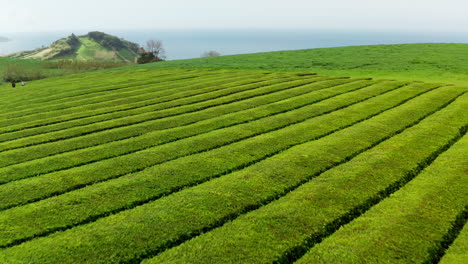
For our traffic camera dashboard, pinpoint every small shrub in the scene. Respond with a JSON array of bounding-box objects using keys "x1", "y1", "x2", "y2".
[
  {"x1": 137, "y1": 52, "x2": 164, "y2": 64},
  {"x1": 201, "y1": 51, "x2": 221, "y2": 57}
]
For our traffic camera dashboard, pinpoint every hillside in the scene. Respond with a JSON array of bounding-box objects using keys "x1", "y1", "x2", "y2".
[
  {"x1": 0, "y1": 67, "x2": 466, "y2": 263},
  {"x1": 7, "y1": 31, "x2": 140, "y2": 62},
  {"x1": 124, "y1": 43, "x2": 468, "y2": 85},
  {"x1": 0, "y1": 36, "x2": 9, "y2": 42}
]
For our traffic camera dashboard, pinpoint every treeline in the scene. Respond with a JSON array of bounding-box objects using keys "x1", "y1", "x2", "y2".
[
  {"x1": 88, "y1": 31, "x2": 140, "y2": 53},
  {"x1": 44, "y1": 59, "x2": 131, "y2": 71}
]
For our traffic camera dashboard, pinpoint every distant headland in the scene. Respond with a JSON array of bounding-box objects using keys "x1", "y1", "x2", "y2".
[{"x1": 6, "y1": 31, "x2": 140, "y2": 62}]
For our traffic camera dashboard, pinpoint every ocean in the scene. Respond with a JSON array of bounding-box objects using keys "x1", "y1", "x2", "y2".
[{"x1": 1, "y1": 29, "x2": 467, "y2": 60}]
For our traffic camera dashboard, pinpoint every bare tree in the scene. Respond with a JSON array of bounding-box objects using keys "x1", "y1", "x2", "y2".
[
  {"x1": 145, "y1": 40, "x2": 166, "y2": 60},
  {"x1": 201, "y1": 50, "x2": 221, "y2": 57}
]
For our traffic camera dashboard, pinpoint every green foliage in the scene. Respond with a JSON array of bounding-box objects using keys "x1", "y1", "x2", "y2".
[
  {"x1": 137, "y1": 52, "x2": 164, "y2": 64},
  {"x1": 2, "y1": 63, "x2": 48, "y2": 82},
  {"x1": 0, "y1": 66, "x2": 466, "y2": 263},
  {"x1": 43, "y1": 59, "x2": 131, "y2": 72},
  {"x1": 0, "y1": 57, "x2": 61, "y2": 84}
]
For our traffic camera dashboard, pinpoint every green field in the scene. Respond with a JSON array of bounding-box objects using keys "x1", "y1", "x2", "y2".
[
  {"x1": 0, "y1": 44, "x2": 467, "y2": 263},
  {"x1": 122, "y1": 43, "x2": 468, "y2": 85}
]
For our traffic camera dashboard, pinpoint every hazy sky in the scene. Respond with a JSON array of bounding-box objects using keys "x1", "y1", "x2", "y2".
[{"x1": 1, "y1": 0, "x2": 467, "y2": 33}]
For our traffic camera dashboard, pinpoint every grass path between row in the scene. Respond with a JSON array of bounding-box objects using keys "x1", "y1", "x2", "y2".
[{"x1": 439, "y1": 218, "x2": 468, "y2": 264}]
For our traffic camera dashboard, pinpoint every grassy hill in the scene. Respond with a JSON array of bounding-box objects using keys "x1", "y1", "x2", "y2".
[
  {"x1": 0, "y1": 63, "x2": 466, "y2": 263},
  {"x1": 7, "y1": 31, "x2": 140, "y2": 62},
  {"x1": 125, "y1": 43, "x2": 468, "y2": 85}
]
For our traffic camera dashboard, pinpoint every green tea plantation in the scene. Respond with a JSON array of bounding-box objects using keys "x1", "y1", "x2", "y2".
[{"x1": 0, "y1": 67, "x2": 466, "y2": 263}]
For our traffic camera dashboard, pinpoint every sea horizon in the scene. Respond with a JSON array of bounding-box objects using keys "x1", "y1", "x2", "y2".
[{"x1": 1, "y1": 29, "x2": 467, "y2": 60}]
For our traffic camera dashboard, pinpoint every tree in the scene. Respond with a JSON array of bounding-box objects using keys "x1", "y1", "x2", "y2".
[
  {"x1": 201, "y1": 50, "x2": 221, "y2": 57},
  {"x1": 137, "y1": 39, "x2": 166, "y2": 64},
  {"x1": 145, "y1": 40, "x2": 166, "y2": 60},
  {"x1": 136, "y1": 52, "x2": 164, "y2": 64}
]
